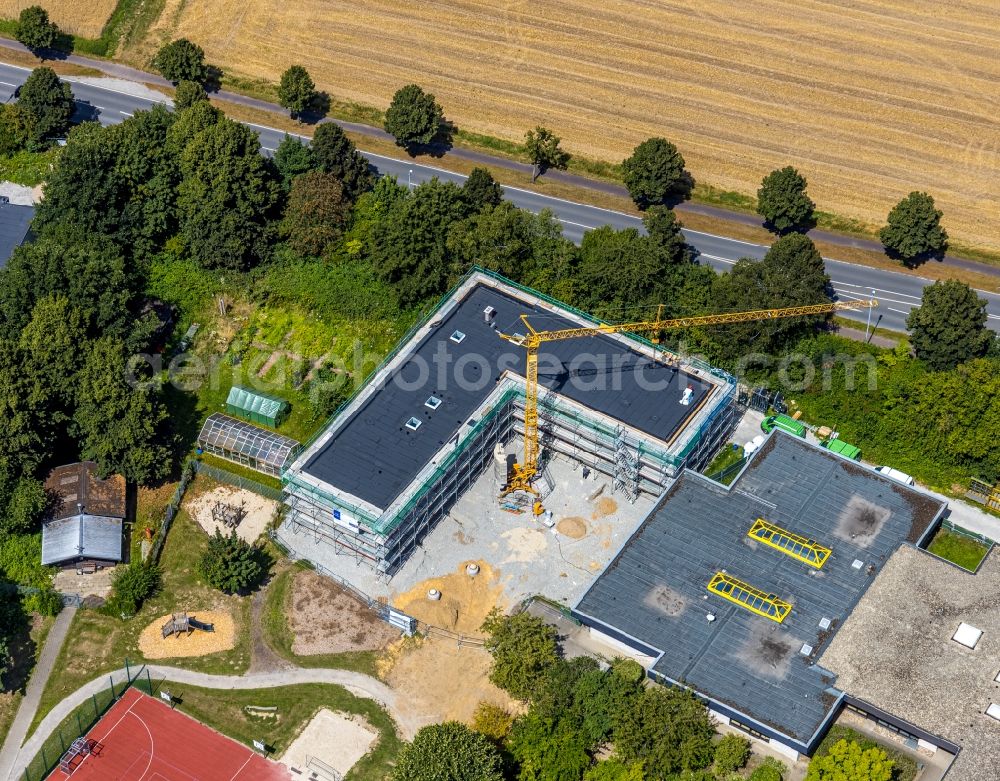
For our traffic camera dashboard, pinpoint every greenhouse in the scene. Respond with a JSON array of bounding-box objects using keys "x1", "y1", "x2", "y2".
[
  {"x1": 225, "y1": 385, "x2": 290, "y2": 428},
  {"x1": 197, "y1": 413, "x2": 300, "y2": 476}
]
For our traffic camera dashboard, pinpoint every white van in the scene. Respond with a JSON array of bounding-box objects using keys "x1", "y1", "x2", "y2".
[{"x1": 875, "y1": 466, "x2": 915, "y2": 486}]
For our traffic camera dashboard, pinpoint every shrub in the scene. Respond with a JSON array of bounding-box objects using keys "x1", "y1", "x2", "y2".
[
  {"x1": 25, "y1": 587, "x2": 63, "y2": 617},
  {"x1": 480, "y1": 608, "x2": 559, "y2": 700},
  {"x1": 714, "y1": 734, "x2": 752, "y2": 774},
  {"x1": 199, "y1": 529, "x2": 269, "y2": 594},
  {"x1": 393, "y1": 722, "x2": 504, "y2": 781},
  {"x1": 105, "y1": 563, "x2": 161, "y2": 619},
  {"x1": 471, "y1": 701, "x2": 514, "y2": 741}
]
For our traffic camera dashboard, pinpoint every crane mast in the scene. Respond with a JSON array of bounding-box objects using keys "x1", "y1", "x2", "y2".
[{"x1": 497, "y1": 298, "x2": 878, "y2": 497}]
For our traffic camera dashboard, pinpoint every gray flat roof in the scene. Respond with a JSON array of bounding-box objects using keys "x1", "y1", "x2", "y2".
[
  {"x1": 41, "y1": 514, "x2": 123, "y2": 565},
  {"x1": 0, "y1": 203, "x2": 33, "y2": 267},
  {"x1": 575, "y1": 432, "x2": 946, "y2": 745},
  {"x1": 301, "y1": 281, "x2": 713, "y2": 509}
]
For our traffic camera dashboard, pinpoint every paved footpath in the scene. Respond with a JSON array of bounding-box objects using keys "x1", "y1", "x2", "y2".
[
  {"x1": 0, "y1": 607, "x2": 76, "y2": 781},
  {"x1": 8, "y1": 664, "x2": 422, "y2": 780}
]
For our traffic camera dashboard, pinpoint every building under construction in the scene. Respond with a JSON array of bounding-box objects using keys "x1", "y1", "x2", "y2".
[{"x1": 282, "y1": 270, "x2": 740, "y2": 577}]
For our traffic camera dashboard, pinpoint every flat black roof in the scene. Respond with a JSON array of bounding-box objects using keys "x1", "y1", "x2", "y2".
[
  {"x1": 0, "y1": 203, "x2": 33, "y2": 267},
  {"x1": 302, "y1": 281, "x2": 713, "y2": 509},
  {"x1": 575, "y1": 432, "x2": 945, "y2": 745}
]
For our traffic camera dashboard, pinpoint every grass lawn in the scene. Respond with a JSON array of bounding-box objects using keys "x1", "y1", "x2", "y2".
[
  {"x1": 261, "y1": 565, "x2": 382, "y2": 677},
  {"x1": 0, "y1": 148, "x2": 60, "y2": 186},
  {"x1": 926, "y1": 528, "x2": 991, "y2": 572},
  {"x1": 704, "y1": 443, "x2": 745, "y2": 485},
  {"x1": 27, "y1": 506, "x2": 253, "y2": 738},
  {"x1": 143, "y1": 680, "x2": 401, "y2": 781},
  {"x1": 0, "y1": 614, "x2": 55, "y2": 749},
  {"x1": 815, "y1": 724, "x2": 918, "y2": 781}
]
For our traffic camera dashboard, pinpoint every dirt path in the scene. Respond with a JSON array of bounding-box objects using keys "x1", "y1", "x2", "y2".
[{"x1": 248, "y1": 572, "x2": 293, "y2": 675}]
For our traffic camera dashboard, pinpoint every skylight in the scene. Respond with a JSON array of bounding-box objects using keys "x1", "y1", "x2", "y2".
[
  {"x1": 450, "y1": 330, "x2": 466, "y2": 344},
  {"x1": 748, "y1": 518, "x2": 831, "y2": 569},
  {"x1": 707, "y1": 571, "x2": 792, "y2": 623},
  {"x1": 425, "y1": 396, "x2": 442, "y2": 410},
  {"x1": 405, "y1": 417, "x2": 422, "y2": 431},
  {"x1": 953, "y1": 622, "x2": 982, "y2": 649}
]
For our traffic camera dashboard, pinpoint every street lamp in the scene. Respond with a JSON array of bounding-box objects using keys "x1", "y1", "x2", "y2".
[
  {"x1": 408, "y1": 169, "x2": 413, "y2": 188},
  {"x1": 864, "y1": 288, "x2": 876, "y2": 341}
]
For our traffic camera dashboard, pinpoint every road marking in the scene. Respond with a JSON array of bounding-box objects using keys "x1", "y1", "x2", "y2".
[
  {"x1": 557, "y1": 217, "x2": 599, "y2": 230},
  {"x1": 698, "y1": 253, "x2": 736, "y2": 265},
  {"x1": 0, "y1": 80, "x2": 15, "y2": 86},
  {"x1": 119, "y1": 111, "x2": 133, "y2": 117},
  {"x1": 261, "y1": 147, "x2": 276, "y2": 152},
  {"x1": 94, "y1": 105, "x2": 105, "y2": 110}
]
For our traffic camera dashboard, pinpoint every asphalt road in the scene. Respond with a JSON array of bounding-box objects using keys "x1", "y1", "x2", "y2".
[{"x1": 2, "y1": 61, "x2": 998, "y2": 334}]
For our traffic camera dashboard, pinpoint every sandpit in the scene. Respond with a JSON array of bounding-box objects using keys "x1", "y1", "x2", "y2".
[
  {"x1": 138, "y1": 611, "x2": 235, "y2": 659},
  {"x1": 289, "y1": 570, "x2": 399, "y2": 656},
  {"x1": 280, "y1": 709, "x2": 378, "y2": 777},
  {"x1": 186, "y1": 485, "x2": 277, "y2": 543},
  {"x1": 392, "y1": 561, "x2": 504, "y2": 635}
]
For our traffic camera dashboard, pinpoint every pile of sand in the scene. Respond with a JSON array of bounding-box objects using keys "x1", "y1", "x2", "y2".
[
  {"x1": 392, "y1": 561, "x2": 504, "y2": 635},
  {"x1": 185, "y1": 485, "x2": 277, "y2": 543},
  {"x1": 557, "y1": 517, "x2": 588, "y2": 539},
  {"x1": 138, "y1": 611, "x2": 235, "y2": 659},
  {"x1": 591, "y1": 497, "x2": 618, "y2": 520}
]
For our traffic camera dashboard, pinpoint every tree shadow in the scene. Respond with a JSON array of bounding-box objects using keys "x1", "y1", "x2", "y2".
[
  {"x1": 763, "y1": 214, "x2": 818, "y2": 235},
  {"x1": 30, "y1": 34, "x2": 73, "y2": 61},
  {"x1": 403, "y1": 118, "x2": 457, "y2": 159},
  {"x1": 296, "y1": 92, "x2": 330, "y2": 125},
  {"x1": 71, "y1": 100, "x2": 101, "y2": 124},
  {"x1": 0, "y1": 595, "x2": 34, "y2": 695},
  {"x1": 886, "y1": 244, "x2": 949, "y2": 269},
  {"x1": 204, "y1": 65, "x2": 224, "y2": 94}
]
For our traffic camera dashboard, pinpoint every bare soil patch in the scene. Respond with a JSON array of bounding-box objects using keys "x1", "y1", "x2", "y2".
[
  {"x1": 186, "y1": 485, "x2": 277, "y2": 543},
  {"x1": 591, "y1": 497, "x2": 618, "y2": 520},
  {"x1": 138, "y1": 610, "x2": 236, "y2": 659},
  {"x1": 280, "y1": 708, "x2": 378, "y2": 777},
  {"x1": 289, "y1": 569, "x2": 399, "y2": 656},
  {"x1": 393, "y1": 561, "x2": 504, "y2": 635},
  {"x1": 557, "y1": 516, "x2": 587, "y2": 539},
  {"x1": 0, "y1": 0, "x2": 117, "y2": 37}
]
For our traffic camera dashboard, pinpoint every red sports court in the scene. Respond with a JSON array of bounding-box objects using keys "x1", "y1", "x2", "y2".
[{"x1": 48, "y1": 687, "x2": 291, "y2": 780}]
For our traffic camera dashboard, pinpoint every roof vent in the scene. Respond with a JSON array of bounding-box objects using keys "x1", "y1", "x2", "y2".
[
  {"x1": 706, "y1": 613, "x2": 716, "y2": 622},
  {"x1": 987, "y1": 704, "x2": 1000, "y2": 722},
  {"x1": 995, "y1": 670, "x2": 1000, "y2": 684},
  {"x1": 953, "y1": 622, "x2": 983, "y2": 650},
  {"x1": 852, "y1": 559, "x2": 864, "y2": 570},
  {"x1": 800, "y1": 643, "x2": 814, "y2": 656},
  {"x1": 818, "y1": 617, "x2": 832, "y2": 630},
  {"x1": 483, "y1": 306, "x2": 496, "y2": 322},
  {"x1": 425, "y1": 396, "x2": 442, "y2": 410},
  {"x1": 450, "y1": 330, "x2": 466, "y2": 344},
  {"x1": 405, "y1": 417, "x2": 422, "y2": 431}
]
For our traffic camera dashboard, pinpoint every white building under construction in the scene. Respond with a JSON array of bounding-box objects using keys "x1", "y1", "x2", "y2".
[{"x1": 281, "y1": 270, "x2": 739, "y2": 577}]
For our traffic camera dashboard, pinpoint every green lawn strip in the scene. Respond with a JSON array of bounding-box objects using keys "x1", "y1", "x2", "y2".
[
  {"x1": 261, "y1": 566, "x2": 381, "y2": 677},
  {"x1": 926, "y1": 528, "x2": 990, "y2": 572},
  {"x1": 0, "y1": 148, "x2": 60, "y2": 186},
  {"x1": 139, "y1": 681, "x2": 401, "y2": 781},
  {"x1": 195, "y1": 453, "x2": 283, "y2": 492},
  {"x1": 27, "y1": 509, "x2": 252, "y2": 738},
  {"x1": 815, "y1": 724, "x2": 918, "y2": 781},
  {"x1": 704, "y1": 443, "x2": 744, "y2": 482}
]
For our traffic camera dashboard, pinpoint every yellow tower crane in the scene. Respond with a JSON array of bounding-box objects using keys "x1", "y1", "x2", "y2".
[{"x1": 496, "y1": 298, "x2": 878, "y2": 496}]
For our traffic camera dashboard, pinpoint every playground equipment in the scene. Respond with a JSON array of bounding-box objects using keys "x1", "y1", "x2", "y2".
[
  {"x1": 212, "y1": 500, "x2": 246, "y2": 528},
  {"x1": 162, "y1": 612, "x2": 216, "y2": 639}
]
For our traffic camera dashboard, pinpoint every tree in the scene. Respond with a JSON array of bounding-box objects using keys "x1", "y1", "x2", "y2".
[
  {"x1": 524, "y1": 126, "x2": 569, "y2": 182},
  {"x1": 879, "y1": 191, "x2": 947, "y2": 263},
  {"x1": 749, "y1": 758, "x2": 785, "y2": 781},
  {"x1": 575, "y1": 226, "x2": 665, "y2": 318},
  {"x1": 166, "y1": 99, "x2": 222, "y2": 155},
  {"x1": 463, "y1": 167, "x2": 504, "y2": 211},
  {"x1": 274, "y1": 134, "x2": 315, "y2": 189},
  {"x1": 508, "y1": 712, "x2": 591, "y2": 781},
  {"x1": 447, "y1": 201, "x2": 542, "y2": 281},
  {"x1": 0, "y1": 339, "x2": 52, "y2": 476},
  {"x1": 805, "y1": 740, "x2": 893, "y2": 781},
  {"x1": 621, "y1": 138, "x2": 687, "y2": 209},
  {"x1": 174, "y1": 79, "x2": 208, "y2": 110},
  {"x1": 368, "y1": 178, "x2": 470, "y2": 305},
  {"x1": 643, "y1": 206, "x2": 691, "y2": 265},
  {"x1": 480, "y1": 608, "x2": 559, "y2": 700},
  {"x1": 14, "y1": 6, "x2": 61, "y2": 52},
  {"x1": 278, "y1": 65, "x2": 316, "y2": 118},
  {"x1": 906, "y1": 280, "x2": 991, "y2": 371},
  {"x1": 585, "y1": 760, "x2": 645, "y2": 781},
  {"x1": 471, "y1": 702, "x2": 514, "y2": 742},
  {"x1": 713, "y1": 734, "x2": 751, "y2": 775},
  {"x1": 105, "y1": 563, "x2": 161, "y2": 619},
  {"x1": 310, "y1": 123, "x2": 373, "y2": 200},
  {"x1": 153, "y1": 39, "x2": 208, "y2": 84},
  {"x1": 384, "y1": 84, "x2": 443, "y2": 150},
  {"x1": 0, "y1": 478, "x2": 48, "y2": 537},
  {"x1": 0, "y1": 105, "x2": 29, "y2": 156},
  {"x1": 199, "y1": 529, "x2": 267, "y2": 593},
  {"x1": 73, "y1": 337, "x2": 172, "y2": 484},
  {"x1": 281, "y1": 170, "x2": 351, "y2": 256},
  {"x1": 707, "y1": 233, "x2": 829, "y2": 362},
  {"x1": 177, "y1": 118, "x2": 280, "y2": 269},
  {"x1": 393, "y1": 722, "x2": 504, "y2": 781},
  {"x1": 757, "y1": 166, "x2": 815, "y2": 233},
  {"x1": 16, "y1": 67, "x2": 73, "y2": 149}
]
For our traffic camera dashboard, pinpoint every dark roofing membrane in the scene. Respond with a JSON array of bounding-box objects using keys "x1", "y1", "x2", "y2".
[
  {"x1": 303, "y1": 282, "x2": 713, "y2": 509},
  {"x1": 0, "y1": 203, "x2": 33, "y2": 267},
  {"x1": 575, "y1": 431, "x2": 945, "y2": 745}
]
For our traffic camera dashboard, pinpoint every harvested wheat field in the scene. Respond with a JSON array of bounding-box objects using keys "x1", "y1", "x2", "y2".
[
  {"x1": 288, "y1": 569, "x2": 400, "y2": 655},
  {"x1": 131, "y1": 0, "x2": 1000, "y2": 251},
  {"x1": 0, "y1": 0, "x2": 116, "y2": 38},
  {"x1": 138, "y1": 610, "x2": 235, "y2": 659}
]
